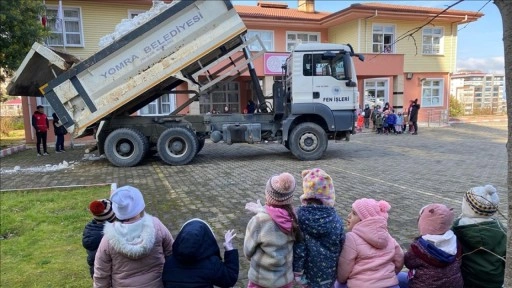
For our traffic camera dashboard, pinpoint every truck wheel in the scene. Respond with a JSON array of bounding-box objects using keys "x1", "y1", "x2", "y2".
[
  {"x1": 104, "y1": 128, "x2": 148, "y2": 167},
  {"x1": 289, "y1": 123, "x2": 327, "y2": 161},
  {"x1": 157, "y1": 127, "x2": 198, "y2": 165},
  {"x1": 196, "y1": 138, "x2": 205, "y2": 154}
]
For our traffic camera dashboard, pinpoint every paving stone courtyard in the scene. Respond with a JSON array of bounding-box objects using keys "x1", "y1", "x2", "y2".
[{"x1": 0, "y1": 122, "x2": 507, "y2": 286}]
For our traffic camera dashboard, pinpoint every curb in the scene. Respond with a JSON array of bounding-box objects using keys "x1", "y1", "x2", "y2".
[{"x1": 0, "y1": 144, "x2": 27, "y2": 158}]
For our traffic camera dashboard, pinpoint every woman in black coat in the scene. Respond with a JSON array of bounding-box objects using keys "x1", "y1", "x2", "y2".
[{"x1": 409, "y1": 99, "x2": 420, "y2": 135}]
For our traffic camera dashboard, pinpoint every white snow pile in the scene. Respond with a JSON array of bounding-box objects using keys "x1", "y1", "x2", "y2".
[
  {"x1": 82, "y1": 153, "x2": 106, "y2": 161},
  {"x1": 98, "y1": 0, "x2": 178, "y2": 48},
  {"x1": 0, "y1": 161, "x2": 74, "y2": 174}
]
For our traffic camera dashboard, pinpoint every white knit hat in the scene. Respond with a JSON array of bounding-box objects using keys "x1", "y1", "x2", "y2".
[
  {"x1": 110, "y1": 185, "x2": 145, "y2": 221},
  {"x1": 462, "y1": 185, "x2": 499, "y2": 217}
]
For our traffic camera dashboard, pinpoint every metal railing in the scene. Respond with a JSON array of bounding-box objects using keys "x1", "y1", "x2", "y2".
[{"x1": 426, "y1": 109, "x2": 449, "y2": 127}]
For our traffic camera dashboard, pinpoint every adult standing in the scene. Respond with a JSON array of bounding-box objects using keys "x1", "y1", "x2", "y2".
[
  {"x1": 52, "y1": 112, "x2": 66, "y2": 152},
  {"x1": 32, "y1": 105, "x2": 49, "y2": 156},
  {"x1": 409, "y1": 99, "x2": 420, "y2": 135},
  {"x1": 363, "y1": 104, "x2": 371, "y2": 129}
]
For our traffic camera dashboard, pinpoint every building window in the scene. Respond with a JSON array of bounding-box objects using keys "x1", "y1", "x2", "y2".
[
  {"x1": 422, "y1": 28, "x2": 443, "y2": 55},
  {"x1": 199, "y1": 82, "x2": 239, "y2": 113},
  {"x1": 246, "y1": 30, "x2": 274, "y2": 51},
  {"x1": 364, "y1": 79, "x2": 388, "y2": 107},
  {"x1": 46, "y1": 7, "x2": 83, "y2": 47},
  {"x1": 372, "y1": 24, "x2": 395, "y2": 53},
  {"x1": 421, "y1": 79, "x2": 443, "y2": 107},
  {"x1": 36, "y1": 97, "x2": 55, "y2": 117},
  {"x1": 286, "y1": 32, "x2": 320, "y2": 52},
  {"x1": 139, "y1": 94, "x2": 176, "y2": 115}
]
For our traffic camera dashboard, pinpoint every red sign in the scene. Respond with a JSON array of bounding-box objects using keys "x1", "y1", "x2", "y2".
[{"x1": 264, "y1": 53, "x2": 289, "y2": 75}]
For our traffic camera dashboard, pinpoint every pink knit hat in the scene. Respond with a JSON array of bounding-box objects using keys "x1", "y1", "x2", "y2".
[
  {"x1": 352, "y1": 198, "x2": 391, "y2": 220},
  {"x1": 265, "y1": 172, "x2": 296, "y2": 206},
  {"x1": 418, "y1": 204, "x2": 455, "y2": 235}
]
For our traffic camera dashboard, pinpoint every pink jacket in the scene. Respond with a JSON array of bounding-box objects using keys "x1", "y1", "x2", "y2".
[
  {"x1": 337, "y1": 217, "x2": 404, "y2": 288},
  {"x1": 94, "y1": 214, "x2": 173, "y2": 288}
]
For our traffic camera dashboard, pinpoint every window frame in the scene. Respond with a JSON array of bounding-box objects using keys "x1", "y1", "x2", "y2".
[
  {"x1": 36, "y1": 97, "x2": 55, "y2": 118},
  {"x1": 138, "y1": 93, "x2": 176, "y2": 116},
  {"x1": 199, "y1": 82, "x2": 240, "y2": 114},
  {"x1": 372, "y1": 24, "x2": 396, "y2": 53},
  {"x1": 421, "y1": 78, "x2": 444, "y2": 107},
  {"x1": 246, "y1": 30, "x2": 274, "y2": 51},
  {"x1": 422, "y1": 27, "x2": 444, "y2": 55},
  {"x1": 286, "y1": 31, "x2": 320, "y2": 52},
  {"x1": 46, "y1": 6, "x2": 84, "y2": 47}
]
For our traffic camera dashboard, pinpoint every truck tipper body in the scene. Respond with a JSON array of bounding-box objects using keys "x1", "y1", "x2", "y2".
[{"x1": 8, "y1": 0, "x2": 364, "y2": 167}]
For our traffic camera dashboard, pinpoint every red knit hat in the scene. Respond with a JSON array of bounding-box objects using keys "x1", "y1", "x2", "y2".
[{"x1": 89, "y1": 199, "x2": 116, "y2": 222}]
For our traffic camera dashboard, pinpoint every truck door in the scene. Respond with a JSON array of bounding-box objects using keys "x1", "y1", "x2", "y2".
[{"x1": 310, "y1": 53, "x2": 357, "y2": 110}]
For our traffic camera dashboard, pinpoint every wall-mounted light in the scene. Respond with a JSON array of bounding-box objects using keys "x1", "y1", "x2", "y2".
[{"x1": 406, "y1": 72, "x2": 413, "y2": 80}]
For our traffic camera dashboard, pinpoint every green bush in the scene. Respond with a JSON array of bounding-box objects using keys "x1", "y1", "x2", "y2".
[
  {"x1": 0, "y1": 116, "x2": 24, "y2": 136},
  {"x1": 449, "y1": 96, "x2": 464, "y2": 117}
]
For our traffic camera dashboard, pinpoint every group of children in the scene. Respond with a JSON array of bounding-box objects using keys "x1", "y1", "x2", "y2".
[
  {"x1": 83, "y1": 173, "x2": 506, "y2": 288},
  {"x1": 358, "y1": 109, "x2": 407, "y2": 135}
]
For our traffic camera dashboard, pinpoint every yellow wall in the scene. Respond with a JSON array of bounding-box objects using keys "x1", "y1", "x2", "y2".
[
  {"x1": 329, "y1": 18, "x2": 457, "y2": 73},
  {"x1": 328, "y1": 19, "x2": 359, "y2": 50},
  {"x1": 44, "y1": 1, "x2": 151, "y2": 59}
]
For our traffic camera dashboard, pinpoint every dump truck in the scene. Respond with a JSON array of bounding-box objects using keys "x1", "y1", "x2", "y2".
[{"x1": 8, "y1": 0, "x2": 364, "y2": 167}]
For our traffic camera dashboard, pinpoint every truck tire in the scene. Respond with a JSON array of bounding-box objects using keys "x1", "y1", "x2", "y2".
[
  {"x1": 289, "y1": 122, "x2": 327, "y2": 161},
  {"x1": 104, "y1": 128, "x2": 148, "y2": 167},
  {"x1": 157, "y1": 127, "x2": 198, "y2": 165},
  {"x1": 196, "y1": 138, "x2": 205, "y2": 154}
]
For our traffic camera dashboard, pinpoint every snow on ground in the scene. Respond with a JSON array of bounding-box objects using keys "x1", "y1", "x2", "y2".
[
  {"x1": 98, "y1": 0, "x2": 177, "y2": 48},
  {"x1": 0, "y1": 154, "x2": 106, "y2": 174}
]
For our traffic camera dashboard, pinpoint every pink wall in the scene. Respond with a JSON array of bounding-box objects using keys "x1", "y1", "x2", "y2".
[{"x1": 403, "y1": 72, "x2": 450, "y2": 122}]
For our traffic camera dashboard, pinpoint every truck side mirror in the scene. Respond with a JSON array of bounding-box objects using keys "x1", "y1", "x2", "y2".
[{"x1": 343, "y1": 53, "x2": 353, "y2": 80}]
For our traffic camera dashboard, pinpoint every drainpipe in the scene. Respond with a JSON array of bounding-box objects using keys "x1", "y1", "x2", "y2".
[{"x1": 364, "y1": 10, "x2": 378, "y2": 53}]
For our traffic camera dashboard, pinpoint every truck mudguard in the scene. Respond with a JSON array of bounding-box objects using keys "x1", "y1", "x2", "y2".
[{"x1": 282, "y1": 103, "x2": 351, "y2": 141}]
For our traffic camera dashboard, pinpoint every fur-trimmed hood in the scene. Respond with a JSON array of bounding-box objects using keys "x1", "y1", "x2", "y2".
[{"x1": 103, "y1": 213, "x2": 156, "y2": 259}]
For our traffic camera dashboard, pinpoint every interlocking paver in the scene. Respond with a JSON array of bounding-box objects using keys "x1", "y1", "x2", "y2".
[{"x1": 0, "y1": 122, "x2": 507, "y2": 286}]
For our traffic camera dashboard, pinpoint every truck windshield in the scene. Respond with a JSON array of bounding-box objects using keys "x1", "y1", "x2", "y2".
[{"x1": 303, "y1": 53, "x2": 345, "y2": 80}]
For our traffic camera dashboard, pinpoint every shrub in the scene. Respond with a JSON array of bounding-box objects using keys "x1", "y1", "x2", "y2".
[
  {"x1": 449, "y1": 95, "x2": 464, "y2": 117},
  {"x1": 0, "y1": 116, "x2": 24, "y2": 136}
]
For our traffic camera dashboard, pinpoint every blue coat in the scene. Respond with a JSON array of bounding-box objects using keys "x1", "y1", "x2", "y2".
[
  {"x1": 293, "y1": 205, "x2": 345, "y2": 287},
  {"x1": 162, "y1": 219, "x2": 239, "y2": 288},
  {"x1": 82, "y1": 220, "x2": 105, "y2": 278}
]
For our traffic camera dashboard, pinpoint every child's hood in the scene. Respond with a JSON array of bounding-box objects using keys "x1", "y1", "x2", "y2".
[
  {"x1": 298, "y1": 205, "x2": 340, "y2": 237},
  {"x1": 104, "y1": 214, "x2": 157, "y2": 259},
  {"x1": 351, "y1": 217, "x2": 390, "y2": 249},
  {"x1": 172, "y1": 219, "x2": 220, "y2": 263}
]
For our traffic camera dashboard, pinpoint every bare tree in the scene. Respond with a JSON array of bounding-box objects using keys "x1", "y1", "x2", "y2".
[{"x1": 494, "y1": 0, "x2": 512, "y2": 286}]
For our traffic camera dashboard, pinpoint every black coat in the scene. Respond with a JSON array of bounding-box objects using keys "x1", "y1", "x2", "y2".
[
  {"x1": 162, "y1": 220, "x2": 239, "y2": 288},
  {"x1": 363, "y1": 107, "x2": 371, "y2": 118},
  {"x1": 82, "y1": 220, "x2": 105, "y2": 278},
  {"x1": 409, "y1": 104, "x2": 421, "y2": 122}
]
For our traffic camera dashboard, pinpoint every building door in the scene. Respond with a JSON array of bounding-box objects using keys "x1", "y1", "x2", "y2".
[{"x1": 364, "y1": 79, "x2": 388, "y2": 108}]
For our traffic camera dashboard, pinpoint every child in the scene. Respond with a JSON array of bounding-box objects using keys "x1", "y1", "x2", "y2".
[
  {"x1": 356, "y1": 113, "x2": 364, "y2": 132},
  {"x1": 93, "y1": 185, "x2": 174, "y2": 287},
  {"x1": 162, "y1": 218, "x2": 238, "y2": 287},
  {"x1": 382, "y1": 112, "x2": 389, "y2": 134},
  {"x1": 395, "y1": 112, "x2": 404, "y2": 134},
  {"x1": 82, "y1": 199, "x2": 116, "y2": 278},
  {"x1": 452, "y1": 185, "x2": 506, "y2": 288},
  {"x1": 293, "y1": 168, "x2": 345, "y2": 287},
  {"x1": 386, "y1": 110, "x2": 397, "y2": 134},
  {"x1": 398, "y1": 204, "x2": 463, "y2": 288},
  {"x1": 375, "y1": 113, "x2": 384, "y2": 134},
  {"x1": 337, "y1": 198, "x2": 403, "y2": 288},
  {"x1": 244, "y1": 172, "x2": 300, "y2": 288}
]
